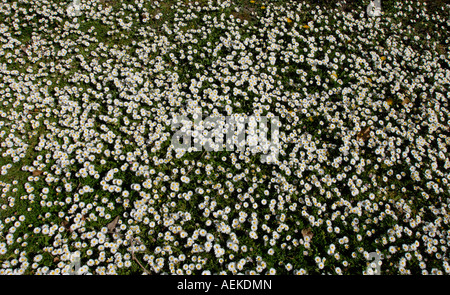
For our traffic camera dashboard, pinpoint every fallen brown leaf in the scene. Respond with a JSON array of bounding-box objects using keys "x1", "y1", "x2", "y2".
[
  {"x1": 436, "y1": 44, "x2": 446, "y2": 55},
  {"x1": 32, "y1": 170, "x2": 43, "y2": 176},
  {"x1": 61, "y1": 219, "x2": 72, "y2": 232},
  {"x1": 357, "y1": 126, "x2": 371, "y2": 141},
  {"x1": 402, "y1": 97, "x2": 411, "y2": 106},
  {"x1": 107, "y1": 216, "x2": 119, "y2": 233},
  {"x1": 301, "y1": 227, "x2": 314, "y2": 240}
]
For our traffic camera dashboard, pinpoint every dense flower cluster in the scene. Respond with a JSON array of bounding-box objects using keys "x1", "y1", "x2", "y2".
[{"x1": 0, "y1": 0, "x2": 449, "y2": 275}]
